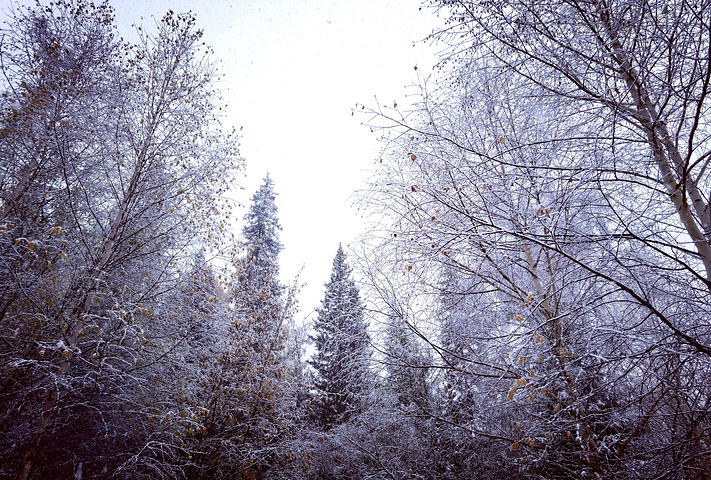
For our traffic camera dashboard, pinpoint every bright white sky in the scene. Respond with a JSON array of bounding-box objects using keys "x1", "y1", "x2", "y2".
[{"x1": 2, "y1": 0, "x2": 443, "y2": 322}]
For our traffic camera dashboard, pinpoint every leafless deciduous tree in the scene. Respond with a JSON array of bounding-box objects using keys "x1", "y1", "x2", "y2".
[{"x1": 356, "y1": 1, "x2": 711, "y2": 477}]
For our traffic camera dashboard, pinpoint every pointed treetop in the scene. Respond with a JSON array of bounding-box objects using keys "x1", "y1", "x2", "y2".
[
  {"x1": 241, "y1": 174, "x2": 282, "y2": 272},
  {"x1": 328, "y1": 243, "x2": 350, "y2": 282},
  {"x1": 309, "y1": 243, "x2": 370, "y2": 428}
]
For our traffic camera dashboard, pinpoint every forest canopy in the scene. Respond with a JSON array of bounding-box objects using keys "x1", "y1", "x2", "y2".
[{"x1": 1, "y1": 1, "x2": 710, "y2": 479}]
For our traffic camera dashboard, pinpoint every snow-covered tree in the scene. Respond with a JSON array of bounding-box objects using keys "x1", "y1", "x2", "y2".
[
  {"x1": 382, "y1": 318, "x2": 431, "y2": 409},
  {"x1": 357, "y1": 44, "x2": 710, "y2": 477},
  {"x1": 174, "y1": 176, "x2": 297, "y2": 479},
  {"x1": 0, "y1": 2, "x2": 241, "y2": 478},
  {"x1": 309, "y1": 244, "x2": 370, "y2": 428},
  {"x1": 350, "y1": 0, "x2": 711, "y2": 473},
  {"x1": 237, "y1": 173, "x2": 283, "y2": 305}
]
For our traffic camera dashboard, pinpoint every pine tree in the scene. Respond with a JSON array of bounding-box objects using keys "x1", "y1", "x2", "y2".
[{"x1": 310, "y1": 244, "x2": 370, "y2": 428}]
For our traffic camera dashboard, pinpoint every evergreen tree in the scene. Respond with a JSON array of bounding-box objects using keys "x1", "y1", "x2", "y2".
[
  {"x1": 238, "y1": 173, "x2": 283, "y2": 300},
  {"x1": 234, "y1": 174, "x2": 284, "y2": 343},
  {"x1": 186, "y1": 175, "x2": 295, "y2": 479},
  {"x1": 437, "y1": 266, "x2": 480, "y2": 420},
  {"x1": 383, "y1": 317, "x2": 431, "y2": 409},
  {"x1": 310, "y1": 244, "x2": 370, "y2": 428}
]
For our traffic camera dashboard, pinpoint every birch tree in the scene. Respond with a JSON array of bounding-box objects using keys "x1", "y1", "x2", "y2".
[
  {"x1": 359, "y1": 42, "x2": 711, "y2": 476},
  {"x1": 428, "y1": 0, "x2": 711, "y2": 357},
  {"x1": 0, "y1": 2, "x2": 241, "y2": 478},
  {"x1": 423, "y1": 2, "x2": 711, "y2": 476}
]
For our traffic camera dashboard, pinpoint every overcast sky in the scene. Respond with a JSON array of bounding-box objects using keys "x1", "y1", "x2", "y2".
[{"x1": 2, "y1": 0, "x2": 444, "y2": 322}]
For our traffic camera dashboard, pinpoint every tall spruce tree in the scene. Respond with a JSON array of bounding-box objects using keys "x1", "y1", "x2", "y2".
[
  {"x1": 237, "y1": 173, "x2": 283, "y2": 308},
  {"x1": 310, "y1": 244, "x2": 370, "y2": 428},
  {"x1": 193, "y1": 174, "x2": 294, "y2": 479},
  {"x1": 233, "y1": 174, "x2": 285, "y2": 348},
  {"x1": 382, "y1": 318, "x2": 431, "y2": 409}
]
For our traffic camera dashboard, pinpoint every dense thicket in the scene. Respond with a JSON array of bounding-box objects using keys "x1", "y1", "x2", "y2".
[
  {"x1": 0, "y1": 2, "x2": 270, "y2": 479},
  {"x1": 353, "y1": 0, "x2": 711, "y2": 479}
]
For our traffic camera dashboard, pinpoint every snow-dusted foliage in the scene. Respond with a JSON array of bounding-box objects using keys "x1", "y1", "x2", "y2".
[
  {"x1": 234, "y1": 175, "x2": 286, "y2": 335},
  {"x1": 351, "y1": 0, "x2": 711, "y2": 478},
  {"x1": 3, "y1": 0, "x2": 711, "y2": 478},
  {"x1": 0, "y1": 2, "x2": 241, "y2": 478}
]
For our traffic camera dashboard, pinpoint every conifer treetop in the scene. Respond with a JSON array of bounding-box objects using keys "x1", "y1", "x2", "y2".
[
  {"x1": 241, "y1": 173, "x2": 283, "y2": 272},
  {"x1": 315, "y1": 243, "x2": 365, "y2": 332}
]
